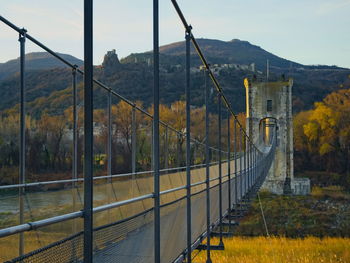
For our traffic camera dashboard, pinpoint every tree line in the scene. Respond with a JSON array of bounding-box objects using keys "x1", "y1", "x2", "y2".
[{"x1": 0, "y1": 99, "x2": 246, "y2": 186}]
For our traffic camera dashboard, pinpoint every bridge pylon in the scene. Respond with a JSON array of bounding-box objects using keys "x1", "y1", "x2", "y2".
[{"x1": 244, "y1": 77, "x2": 294, "y2": 195}]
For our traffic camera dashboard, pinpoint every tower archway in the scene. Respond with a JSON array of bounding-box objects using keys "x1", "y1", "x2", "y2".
[{"x1": 244, "y1": 78, "x2": 294, "y2": 194}]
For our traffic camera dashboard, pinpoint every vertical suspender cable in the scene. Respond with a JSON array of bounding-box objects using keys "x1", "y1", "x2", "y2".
[
  {"x1": 83, "y1": 0, "x2": 93, "y2": 261},
  {"x1": 153, "y1": 0, "x2": 161, "y2": 262},
  {"x1": 227, "y1": 111, "x2": 231, "y2": 228},
  {"x1": 234, "y1": 119, "x2": 237, "y2": 213},
  {"x1": 107, "y1": 90, "x2": 112, "y2": 182},
  {"x1": 218, "y1": 94, "x2": 223, "y2": 245},
  {"x1": 205, "y1": 69, "x2": 212, "y2": 263},
  {"x1": 185, "y1": 27, "x2": 192, "y2": 263},
  {"x1": 72, "y1": 66, "x2": 78, "y2": 238},
  {"x1": 18, "y1": 28, "x2": 26, "y2": 257},
  {"x1": 239, "y1": 128, "x2": 243, "y2": 201},
  {"x1": 131, "y1": 107, "x2": 136, "y2": 196}
]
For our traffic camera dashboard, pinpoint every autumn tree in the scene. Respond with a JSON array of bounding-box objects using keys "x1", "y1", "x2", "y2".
[{"x1": 294, "y1": 88, "x2": 350, "y2": 188}]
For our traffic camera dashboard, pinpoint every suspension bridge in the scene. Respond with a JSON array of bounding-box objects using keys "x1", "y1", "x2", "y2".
[{"x1": 0, "y1": 1, "x2": 291, "y2": 262}]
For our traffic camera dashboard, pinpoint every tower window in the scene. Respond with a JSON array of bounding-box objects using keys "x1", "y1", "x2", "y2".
[{"x1": 267, "y1": 100, "x2": 272, "y2": 112}]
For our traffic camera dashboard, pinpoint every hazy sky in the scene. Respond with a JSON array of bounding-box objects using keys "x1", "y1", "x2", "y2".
[{"x1": 0, "y1": 0, "x2": 349, "y2": 68}]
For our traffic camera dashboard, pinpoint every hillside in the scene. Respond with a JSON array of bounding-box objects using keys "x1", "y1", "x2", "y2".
[
  {"x1": 0, "y1": 52, "x2": 83, "y2": 81},
  {"x1": 159, "y1": 38, "x2": 302, "y2": 70},
  {"x1": 123, "y1": 38, "x2": 350, "y2": 112},
  {"x1": 0, "y1": 39, "x2": 349, "y2": 116}
]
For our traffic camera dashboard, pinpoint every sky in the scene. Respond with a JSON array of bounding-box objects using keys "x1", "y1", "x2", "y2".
[{"x1": 0, "y1": 0, "x2": 349, "y2": 68}]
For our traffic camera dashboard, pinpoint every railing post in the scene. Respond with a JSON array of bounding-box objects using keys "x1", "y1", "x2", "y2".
[
  {"x1": 247, "y1": 141, "x2": 250, "y2": 192},
  {"x1": 107, "y1": 91, "x2": 112, "y2": 180},
  {"x1": 233, "y1": 119, "x2": 237, "y2": 213},
  {"x1": 254, "y1": 149, "x2": 257, "y2": 184},
  {"x1": 177, "y1": 133, "x2": 181, "y2": 169},
  {"x1": 72, "y1": 65, "x2": 78, "y2": 242},
  {"x1": 249, "y1": 142, "x2": 252, "y2": 189},
  {"x1": 244, "y1": 135, "x2": 247, "y2": 196},
  {"x1": 239, "y1": 127, "x2": 243, "y2": 201},
  {"x1": 245, "y1": 138, "x2": 248, "y2": 195},
  {"x1": 227, "y1": 111, "x2": 231, "y2": 227},
  {"x1": 205, "y1": 69, "x2": 212, "y2": 263},
  {"x1": 83, "y1": 0, "x2": 93, "y2": 261},
  {"x1": 18, "y1": 28, "x2": 26, "y2": 258},
  {"x1": 164, "y1": 125, "x2": 169, "y2": 171},
  {"x1": 131, "y1": 106, "x2": 136, "y2": 195},
  {"x1": 253, "y1": 148, "x2": 255, "y2": 185},
  {"x1": 253, "y1": 147, "x2": 255, "y2": 185},
  {"x1": 248, "y1": 142, "x2": 250, "y2": 192},
  {"x1": 218, "y1": 93, "x2": 223, "y2": 245},
  {"x1": 153, "y1": 0, "x2": 161, "y2": 262},
  {"x1": 72, "y1": 66, "x2": 78, "y2": 185},
  {"x1": 185, "y1": 26, "x2": 192, "y2": 263}
]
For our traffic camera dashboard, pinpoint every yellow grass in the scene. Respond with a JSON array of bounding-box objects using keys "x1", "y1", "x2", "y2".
[
  {"x1": 195, "y1": 237, "x2": 350, "y2": 263},
  {"x1": 2, "y1": 235, "x2": 349, "y2": 262}
]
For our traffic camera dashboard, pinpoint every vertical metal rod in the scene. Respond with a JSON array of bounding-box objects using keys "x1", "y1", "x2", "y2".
[
  {"x1": 177, "y1": 133, "x2": 181, "y2": 169},
  {"x1": 72, "y1": 66, "x2": 78, "y2": 243},
  {"x1": 233, "y1": 119, "x2": 237, "y2": 213},
  {"x1": 18, "y1": 29, "x2": 26, "y2": 257},
  {"x1": 107, "y1": 88, "x2": 112, "y2": 226},
  {"x1": 256, "y1": 149, "x2": 258, "y2": 182},
  {"x1": 252, "y1": 148, "x2": 254, "y2": 184},
  {"x1": 250, "y1": 144, "x2": 252, "y2": 188},
  {"x1": 153, "y1": 0, "x2": 160, "y2": 262},
  {"x1": 246, "y1": 141, "x2": 249, "y2": 193},
  {"x1": 218, "y1": 94, "x2": 223, "y2": 245},
  {"x1": 73, "y1": 67, "x2": 78, "y2": 187},
  {"x1": 254, "y1": 149, "x2": 255, "y2": 183},
  {"x1": 255, "y1": 150, "x2": 258, "y2": 182},
  {"x1": 251, "y1": 146, "x2": 253, "y2": 186},
  {"x1": 247, "y1": 140, "x2": 249, "y2": 192},
  {"x1": 131, "y1": 107, "x2": 136, "y2": 196},
  {"x1": 254, "y1": 148, "x2": 256, "y2": 184},
  {"x1": 185, "y1": 28, "x2": 192, "y2": 263},
  {"x1": 227, "y1": 111, "x2": 231, "y2": 227},
  {"x1": 83, "y1": 0, "x2": 93, "y2": 261},
  {"x1": 107, "y1": 91, "x2": 112, "y2": 181},
  {"x1": 239, "y1": 128, "x2": 243, "y2": 200},
  {"x1": 254, "y1": 149, "x2": 256, "y2": 183},
  {"x1": 252, "y1": 147, "x2": 254, "y2": 184},
  {"x1": 164, "y1": 126, "x2": 169, "y2": 171},
  {"x1": 205, "y1": 69, "x2": 212, "y2": 263},
  {"x1": 248, "y1": 142, "x2": 250, "y2": 191},
  {"x1": 72, "y1": 67, "x2": 78, "y2": 185},
  {"x1": 244, "y1": 136, "x2": 247, "y2": 195}
]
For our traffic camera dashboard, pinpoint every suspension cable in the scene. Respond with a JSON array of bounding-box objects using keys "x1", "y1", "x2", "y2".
[
  {"x1": 257, "y1": 192, "x2": 269, "y2": 237},
  {"x1": 170, "y1": 0, "x2": 261, "y2": 154}
]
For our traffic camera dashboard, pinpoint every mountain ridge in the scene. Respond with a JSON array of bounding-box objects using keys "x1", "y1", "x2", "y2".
[
  {"x1": 0, "y1": 38, "x2": 349, "y2": 115},
  {"x1": 0, "y1": 52, "x2": 83, "y2": 81}
]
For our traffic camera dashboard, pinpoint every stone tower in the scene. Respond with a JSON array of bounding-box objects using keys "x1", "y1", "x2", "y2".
[{"x1": 244, "y1": 77, "x2": 294, "y2": 194}]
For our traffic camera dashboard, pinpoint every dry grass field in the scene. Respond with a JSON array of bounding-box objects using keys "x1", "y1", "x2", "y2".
[
  {"x1": 195, "y1": 236, "x2": 350, "y2": 263},
  {"x1": 1, "y1": 235, "x2": 349, "y2": 262}
]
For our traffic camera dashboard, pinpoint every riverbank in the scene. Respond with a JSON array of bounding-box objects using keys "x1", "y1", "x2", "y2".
[{"x1": 235, "y1": 186, "x2": 350, "y2": 237}]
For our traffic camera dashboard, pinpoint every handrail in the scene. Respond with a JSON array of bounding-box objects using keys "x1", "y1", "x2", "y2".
[
  {"x1": 0, "y1": 156, "x2": 261, "y2": 239},
  {"x1": 0, "y1": 159, "x2": 238, "y2": 190},
  {"x1": 0, "y1": 141, "x2": 274, "y2": 240}
]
